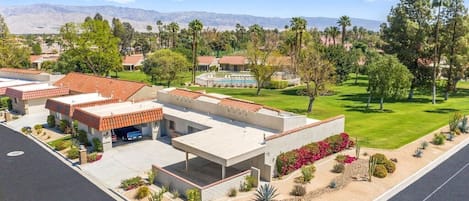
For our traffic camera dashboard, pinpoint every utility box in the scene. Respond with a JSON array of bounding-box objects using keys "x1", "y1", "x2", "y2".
[{"x1": 79, "y1": 145, "x2": 87, "y2": 165}]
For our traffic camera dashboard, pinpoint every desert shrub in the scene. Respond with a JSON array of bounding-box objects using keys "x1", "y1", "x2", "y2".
[
  {"x1": 301, "y1": 165, "x2": 315, "y2": 183},
  {"x1": 88, "y1": 152, "x2": 97, "y2": 162},
  {"x1": 34, "y1": 124, "x2": 43, "y2": 131},
  {"x1": 228, "y1": 188, "x2": 237, "y2": 197},
  {"x1": 66, "y1": 146, "x2": 79, "y2": 159},
  {"x1": 121, "y1": 176, "x2": 144, "y2": 190},
  {"x1": 329, "y1": 180, "x2": 337, "y2": 189},
  {"x1": 240, "y1": 175, "x2": 256, "y2": 192},
  {"x1": 332, "y1": 163, "x2": 345, "y2": 173},
  {"x1": 149, "y1": 188, "x2": 167, "y2": 201},
  {"x1": 77, "y1": 130, "x2": 89, "y2": 145},
  {"x1": 384, "y1": 160, "x2": 396, "y2": 173},
  {"x1": 147, "y1": 169, "x2": 157, "y2": 184},
  {"x1": 335, "y1": 154, "x2": 346, "y2": 163},
  {"x1": 267, "y1": 80, "x2": 288, "y2": 89},
  {"x1": 185, "y1": 188, "x2": 201, "y2": 201},
  {"x1": 421, "y1": 141, "x2": 429, "y2": 150},
  {"x1": 432, "y1": 134, "x2": 446, "y2": 145},
  {"x1": 373, "y1": 164, "x2": 387, "y2": 178},
  {"x1": 459, "y1": 116, "x2": 468, "y2": 133},
  {"x1": 92, "y1": 138, "x2": 103, "y2": 152},
  {"x1": 449, "y1": 112, "x2": 463, "y2": 132},
  {"x1": 47, "y1": 115, "x2": 55, "y2": 128},
  {"x1": 370, "y1": 153, "x2": 388, "y2": 164},
  {"x1": 290, "y1": 185, "x2": 306, "y2": 196},
  {"x1": 21, "y1": 126, "x2": 32, "y2": 135},
  {"x1": 414, "y1": 148, "x2": 423, "y2": 158},
  {"x1": 59, "y1": 119, "x2": 72, "y2": 133},
  {"x1": 55, "y1": 140, "x2": 72, "y2": 151},
  {"x1": 136, "y1": 186, "x2": 150, "y2": 199}
]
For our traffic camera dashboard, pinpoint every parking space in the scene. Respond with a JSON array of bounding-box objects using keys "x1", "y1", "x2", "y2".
[
  {"x1": 6, "y1": 111, "x2": 49, "y2": 131},
  {"x1": 81, "y1": 139, "x2": 188, "y2": 188}
]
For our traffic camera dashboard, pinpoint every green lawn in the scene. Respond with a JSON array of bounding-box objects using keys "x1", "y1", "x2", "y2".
[
  {"x1": 115, "y1": 71, "x2": 201, "y2": 87},
  {"x1": 47, "y1": 135, "x2": 72, "y2": 149},
  {"x1": 191, "y1": 76, "x2": 469, "y2": 149}
]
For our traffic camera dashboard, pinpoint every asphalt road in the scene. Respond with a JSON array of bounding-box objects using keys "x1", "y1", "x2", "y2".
[
  {"x1": 390, "y1": 144, "x2": 469, "y2": 201},
  {"x1": 0, "y1": 124, "x2": 116, "y2": 201}
]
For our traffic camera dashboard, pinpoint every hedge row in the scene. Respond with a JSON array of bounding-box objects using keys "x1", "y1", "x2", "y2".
[{"x1": 276, "y1": 133, "x2": 354, "y2": 176}]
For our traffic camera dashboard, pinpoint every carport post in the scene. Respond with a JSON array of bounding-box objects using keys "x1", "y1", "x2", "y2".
[
  {"x1": 185, "y1": 152, "x2": 189, "y2": 172},
  {"x1": 222, "y1": 165, "x2": 226, "y2": 179}
]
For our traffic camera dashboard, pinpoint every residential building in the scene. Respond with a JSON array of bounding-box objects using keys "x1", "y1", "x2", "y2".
[
  {"x1": 29, "y1": 54, "x2": 60, "y2": 70},
  {"x1": 0, "y1": 79, "x2": 37, "y2": 96},
  {"x1": 54, "y1": 72, "x2": 160, "y2": 101},
  {"x1": 72, "y1": 101, "x2": 163, "y2": 151},
  {"x1": 219, "y1": 56, "x2": 248, "y2": 71},
  {"x1": 122, "y1": 54, "x2": 144, "y2": 71},
  {"x1": 6, "y1": 83, "x2": 69, "y2": 114},
  {"x1": 45, "y1": 93, "x2": 118, "y2": 125},
  {"x1": 197, "y1": 56, "x2": 218, "y2": 71},
  {"x1": 0, "y1": 68, "x2": 64, "y2": 83}
]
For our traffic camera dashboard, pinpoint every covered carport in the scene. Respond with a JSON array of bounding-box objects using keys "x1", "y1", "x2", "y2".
[
  {"x1": 171, "y1": 127, "x2": 267, "y2": 180},
  {"x1": 72, "y1": 101, "x2": 164, "y2": 151}
]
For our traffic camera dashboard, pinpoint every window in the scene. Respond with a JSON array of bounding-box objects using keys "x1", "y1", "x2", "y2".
[
  {"x1": 169, "y1": 120, "x2": 175, "y2": 130},
  {"x1": 14, "y1": 98, "x2": 18, "y2": 104}
]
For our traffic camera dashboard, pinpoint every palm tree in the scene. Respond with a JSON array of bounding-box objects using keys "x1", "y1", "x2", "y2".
[
  {"x1": 168, "y1": 22, "x2": 179, "y2": 48},
  {"x1": 330, "y1": 26, "x2": 340, "y2": 45},
  {"x1": 254, "y1": 184, "x2": 278, "y2": 201},
  {"x1": 431, "y1": 0, "x2": 444, "y2": 104},
  {"x1": 337, "y1": 15, "x2": 351, "y2": 46},
  {"x1": 290, "y1": 17, "x2": 307, "y2": 55},
  {"x1": 324, "y1": 27, "x2": 330, "y2": 45},
  {"x1": 156, "y1": 20, "x2": 163, "y2": 49},
  {"x1": 188, "y1": 19, "x2": 203, "y2": 84}
]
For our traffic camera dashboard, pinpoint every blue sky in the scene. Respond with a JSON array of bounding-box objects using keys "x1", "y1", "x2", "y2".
[{"x1": 1, "y1": 0, "x2": 463, "y2": 21}]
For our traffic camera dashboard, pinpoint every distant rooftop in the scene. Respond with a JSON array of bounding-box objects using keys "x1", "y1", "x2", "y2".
[
  {"x1": 9, "y1": 83, "x2": 57, "y2": 92},
  {"x1": 6, "y1": 83, "x2": 69, "y2": 100},
  {"x1": 78, "y1": 101, "x2": 162, "y2": 117},
  {"x1": 48, "y1": 93, "x2": 111, "y2": 105},
  {"x1": 0, "y1": 68, "x2": 44, "y2": 75}
]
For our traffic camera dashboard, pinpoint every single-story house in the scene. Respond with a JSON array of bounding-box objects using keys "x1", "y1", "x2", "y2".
[
  {"x1": 45, "y1": 93, "x2": 119, "y2": 125},
  {"x1": 151, "y1": 88, "x2": 345, "y2": 201},
  {"x1": 72, "y1": 101, "x2": 163, "y2": 151},
  {"x1": 197, "y1": 56, "x2": 218, "y2": 71},
  {"x1": 0, "y1": 79, "x2": 37, "y2": 96},
  {"x1": 5, "y1": 83, "x2": 69, "y2": 114},
  {"x1": 122, "y1": 54, "x2": 144, "y2": 71},
  {"x1": 54, "y1": 72, "x2": 160, "y2": 102},
  {"x1": 219, "y1": 56, "x2": 249, "y2": 71}
]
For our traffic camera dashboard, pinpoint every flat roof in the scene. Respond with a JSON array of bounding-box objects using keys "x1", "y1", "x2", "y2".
[
  {"x1": 48, "y1": 93, "x2": 111, "y2": 105},
  {"x1": 0, "y1": 80, "x2": 35, "y2": 88},
  {"x1": 9, "y1": 83, "x2": 58, "y2": 92},
  {"x1": 79, "y1": 101, "x2": 162, "y2": 117},
  {"x1": 162, "y1": 102, "x2": 276, "y2": 167}
]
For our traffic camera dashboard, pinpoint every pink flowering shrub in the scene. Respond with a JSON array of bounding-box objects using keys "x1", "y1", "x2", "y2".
[{"x1": 276, "y1": 133, "x2": 354, "y2": 176}]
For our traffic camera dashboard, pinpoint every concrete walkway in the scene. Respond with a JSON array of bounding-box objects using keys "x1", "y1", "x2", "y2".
[{"x1": 81, "y1": 140, "x2": 188, "y2": 188}]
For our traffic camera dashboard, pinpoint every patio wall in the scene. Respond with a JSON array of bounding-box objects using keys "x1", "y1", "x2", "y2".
[
  {"x1": 152, "y1": 165, "x2": 254, "y2": 201},
  {"x1": 264, "y1": 115, "x2": 345, "y2": 179}
]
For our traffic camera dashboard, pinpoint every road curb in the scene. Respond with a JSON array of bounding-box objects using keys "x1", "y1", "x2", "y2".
[{"x1": 374, "y1": 135, "x2": 469, "y2": 201}]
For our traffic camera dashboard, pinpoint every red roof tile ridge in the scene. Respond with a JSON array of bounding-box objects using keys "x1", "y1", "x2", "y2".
[{"x1": 63, "y1": 72, "x2": 149, "y2": 86}]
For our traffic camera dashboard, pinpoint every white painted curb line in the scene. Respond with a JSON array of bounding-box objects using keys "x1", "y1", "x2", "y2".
[{"x1": 374, "y1": 135, "x2": 469, "y2": 201}]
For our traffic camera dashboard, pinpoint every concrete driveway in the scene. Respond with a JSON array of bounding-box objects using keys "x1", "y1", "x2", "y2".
[
  {"x1": 81, "y1": 139, "x2": 188, "y2": 188},
  {"x1": 6, "y1": 111, "x2": 48, "y2": 131}
]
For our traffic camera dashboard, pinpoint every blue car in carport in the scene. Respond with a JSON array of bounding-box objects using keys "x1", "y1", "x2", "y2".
[{"x1": 122, "y1": 130, "x2": 143, "y2": 141}]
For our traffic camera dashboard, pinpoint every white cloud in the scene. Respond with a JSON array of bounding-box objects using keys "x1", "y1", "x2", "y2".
[{"x1": 105, "y1": 0, "x2": 136, "y2": 4}]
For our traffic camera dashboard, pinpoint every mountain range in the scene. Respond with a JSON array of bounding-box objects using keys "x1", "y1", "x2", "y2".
[{"x1": 0, "y1": 4, "x2": 383, "y2": 34}]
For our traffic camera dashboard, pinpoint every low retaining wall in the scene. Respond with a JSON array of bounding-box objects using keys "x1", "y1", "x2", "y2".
[{"x1": 152, "y1": 165, "x2": 254, "y2": 201}]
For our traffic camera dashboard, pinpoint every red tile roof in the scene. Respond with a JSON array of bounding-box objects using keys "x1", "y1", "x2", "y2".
[
  {"x1": 6, "y1": 87, "x2": 69, "y2": 100},
  {"x1": 219, "y1": 56, "x2": 247, "y2": 65},
  {"x1": 169, "y1": 89, "x2": 203, "y2": 99},
  {"x1": 54, "y1": 73, "x2": 147, "y2": 101},
  {"x1": 73, "y1": 107, "x2": 164, "y2": 131},
  {"x1": 0, "y1": 68, "x2": 43, "y2": 75},
  {"x1": 219, "y1": 98, "x2": 263, "y2": 112},
  {"x1": 197, "y1": 56, "x2": 216, "y2": 65},
  {"x1": 123, "y1": 54, "x2": 144, "y2": 66},
  {"x1": 45, "y1": 98, "x2": 120, "y2": 117}
]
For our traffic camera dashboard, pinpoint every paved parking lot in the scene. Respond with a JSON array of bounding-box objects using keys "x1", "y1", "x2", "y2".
[{"x1": 81, "y1": 139, "x2": 188, "y2": 188}]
